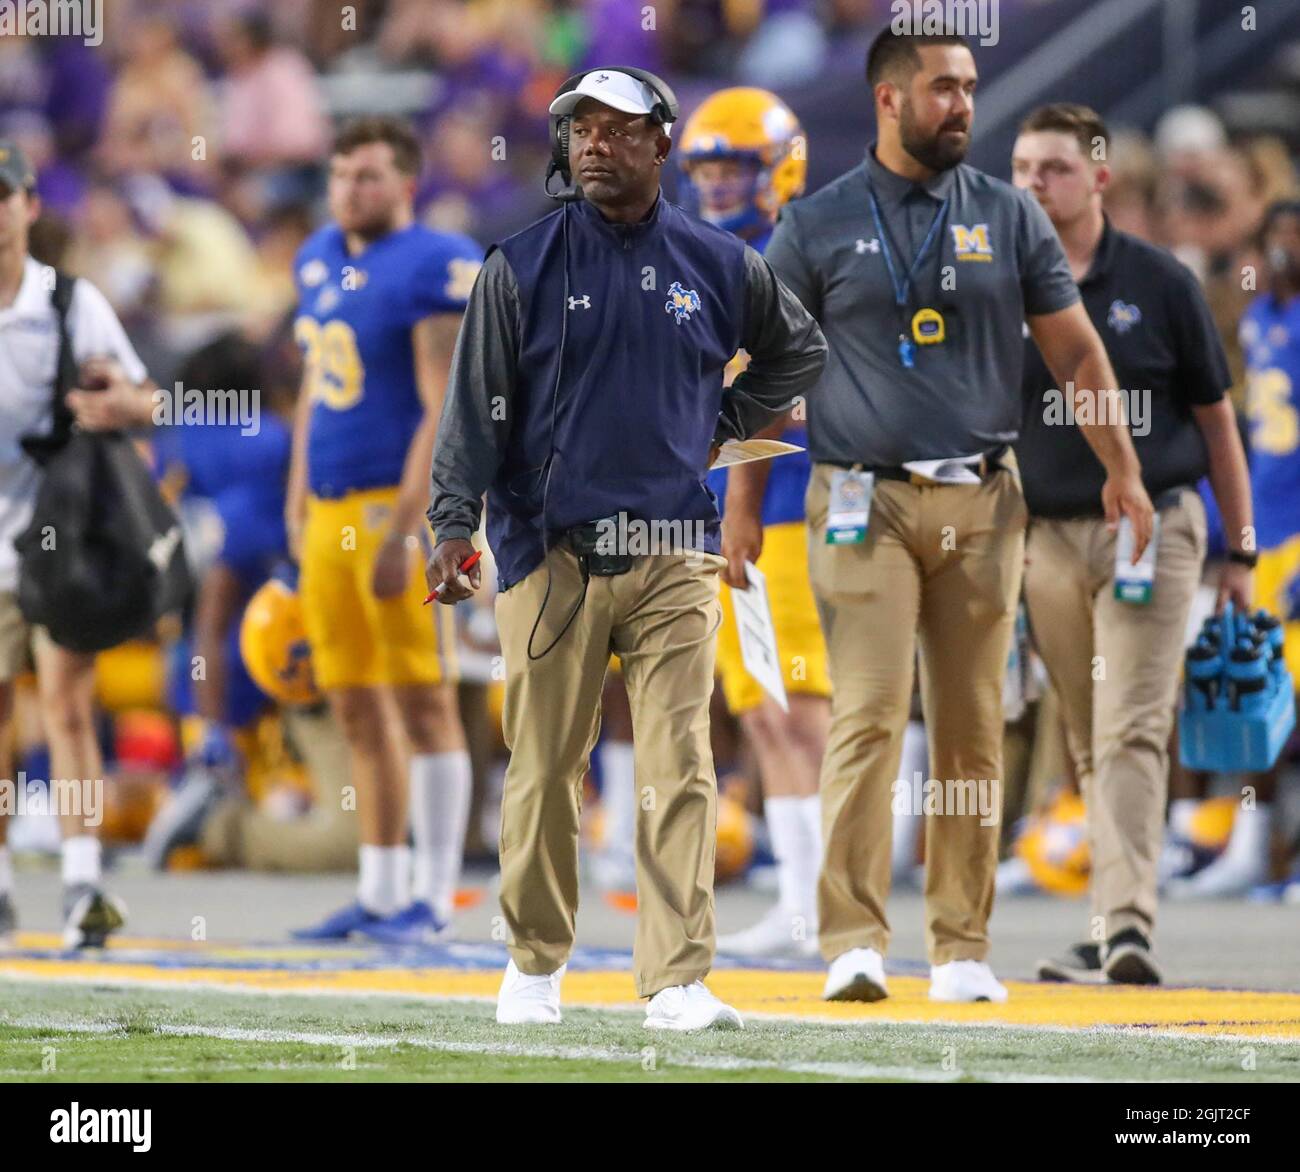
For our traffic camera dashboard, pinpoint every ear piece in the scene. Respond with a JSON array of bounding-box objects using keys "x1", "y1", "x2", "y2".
[{"x1": 557, "y1": 117, "x2": 571, "y2": 174}]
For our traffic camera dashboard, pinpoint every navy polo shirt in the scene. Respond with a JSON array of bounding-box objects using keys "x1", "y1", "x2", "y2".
[{"x1": 1016, "y1": 217, "x2": 1230, "y2": 518}]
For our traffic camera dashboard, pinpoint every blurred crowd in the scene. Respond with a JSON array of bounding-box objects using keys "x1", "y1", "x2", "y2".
[
  {"x1": 3, "y1": 0, "x2": 1300, "y2": 900},
  {"x1": 4, "y1": 1, "x2": 1295, "y2": 387}
]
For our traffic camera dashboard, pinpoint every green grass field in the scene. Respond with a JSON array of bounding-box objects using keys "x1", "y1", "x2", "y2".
[{"x1": 4, "y1": 980, "x2": 1299, "y2": 1082}]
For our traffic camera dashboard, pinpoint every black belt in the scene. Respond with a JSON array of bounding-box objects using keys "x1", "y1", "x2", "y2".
[
  {"x1": 1152, "y1": 485, "x2": 1193, "y2": 511},
  {"x1": 1042, "y1": 484, "x2": 1193, "y2": 522},
  {"x1": 826, "y1": 445, "x2": 1009, "y2": 485}
]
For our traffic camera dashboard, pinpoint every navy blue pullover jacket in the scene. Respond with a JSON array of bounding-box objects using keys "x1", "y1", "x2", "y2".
[{"x1": 427, "y1": 193, "x2": 827, "y2": 589}]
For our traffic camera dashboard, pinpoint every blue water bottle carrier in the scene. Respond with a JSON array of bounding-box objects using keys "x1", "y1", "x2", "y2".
[{"x1": 1179, "y1": 603, "x2": 1295, "y2": 772}]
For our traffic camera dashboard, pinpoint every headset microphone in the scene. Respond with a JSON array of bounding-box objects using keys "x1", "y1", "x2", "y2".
[{"x1": 544, "y1": 159, "x2": 585, "y2": 203}]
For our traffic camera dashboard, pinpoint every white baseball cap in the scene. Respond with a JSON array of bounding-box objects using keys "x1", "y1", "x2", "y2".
[{"x1": 549, "y1": 69, "x2": 673, "y2": 133}]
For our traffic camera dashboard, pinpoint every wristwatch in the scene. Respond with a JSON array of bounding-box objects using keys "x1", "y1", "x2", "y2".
[{"x1": 1227, "y1": 549, "x2": 1258, "y2": 568}]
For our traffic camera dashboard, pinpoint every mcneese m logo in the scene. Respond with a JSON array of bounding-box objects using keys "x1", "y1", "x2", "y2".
[
  {"x1": 951, "y1": 223, "x2": 994, "y2": 261},
  {"x1": 665, "y1": 281, "x2": 702, "y2": 324}
]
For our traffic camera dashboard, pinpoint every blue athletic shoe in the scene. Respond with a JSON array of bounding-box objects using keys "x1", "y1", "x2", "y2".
[
  {"x1": 292, "y1": 901, "x2": 384, "y2": 941},
  {"x1": 360, "y1": 900, "x2": 450, "y2": 946}
]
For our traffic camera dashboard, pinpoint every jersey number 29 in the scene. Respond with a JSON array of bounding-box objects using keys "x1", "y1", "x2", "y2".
[{"x1": 295, "y1": 317, "x2": 364, "y2": 410}]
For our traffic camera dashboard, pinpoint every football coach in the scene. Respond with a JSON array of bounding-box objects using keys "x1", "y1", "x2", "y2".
[
  {"x1": 425, "y1": 68, "x2": 826, "y2": 1031},
  {"x1": 763, "y1": 27, "x2": 1153, "y2": 1004}
]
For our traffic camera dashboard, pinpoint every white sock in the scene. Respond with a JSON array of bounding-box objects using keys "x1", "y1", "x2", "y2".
[
  {"x1": 61, "y1": 835, "x2": 102, "y2": 888},
  {"x1": 797, "y1": 792, "x2": 823, "y2": 871},
  {"x1": 599, "y1": 740, "x2": 636, "y2": 858},
  {"x1": 358, "y1": 844, "x2": 410, "y2": 916},
  {"x1": 900, "y1": 719, "x2": 928, "y2": 778},
  {"x1": 0, "y1": 845, "x2": 12, "y2": 894},
  {"x1": 1168, "y1": 798, "x2": 1198, "y2": 838},
  {"x1": 409, "y1": 751, "x2": 472, "y2": 920},
  {"x1": 893, "y1": 721, "x2": 929, "y2": 875},
  {"x1": 795, "y1": 793, "x2": 822, "y2": 920},
  {"x1": 1223, "y1": 801, "x2": 1272, "y2": 868},
  {"x1": 765, "y1": 797, "x2": 806, "y2": 915}
]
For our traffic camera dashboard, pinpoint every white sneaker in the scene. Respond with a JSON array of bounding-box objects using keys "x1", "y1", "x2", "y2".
[
  {"x1": 822, "y1": 947, "x2": 888, "y2": 1002},
  {"x1": 929, "y1": 959, "x2": 1008, "y2": 1003},
  {"x1": 496, "y1": 959, "x2": 565, "y2": 1024},
  {"x1": 1166, "y1": 852, "x2": 1266, "y2": 899},
  {"x1": 644, "y1": 981, "x2": 743, "y2": 1031},
  {"x1": 717, "y1": 905, "x2": 819, "y2": 958}
]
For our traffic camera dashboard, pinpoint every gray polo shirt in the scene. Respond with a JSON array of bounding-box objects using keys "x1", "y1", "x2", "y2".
[{"x1": 765, "y1": 147, "x2": 1079, "y2": 467}]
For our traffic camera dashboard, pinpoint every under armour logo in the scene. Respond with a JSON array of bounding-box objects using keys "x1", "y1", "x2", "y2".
[
  {"x1": 855, "y1": 238, "x2": 880, "y2": 255},
  {"x1": 567, "y1": 295, "x2": 591, "y2": 310}
]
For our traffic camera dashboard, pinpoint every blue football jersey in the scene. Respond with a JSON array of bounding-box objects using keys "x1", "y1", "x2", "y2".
[
  {"x1": 1241, "y1": 292, "x2": 1300, "y2": 550},
  {"x1": 707, "y1": 226, "x2": 813, "y2": 527},
  {"x1": 293, "y1": 223, "x2": 483, "y2": 497},
  {"x1": 178, "y1": 417, "x2": 292, "y2": 585}
]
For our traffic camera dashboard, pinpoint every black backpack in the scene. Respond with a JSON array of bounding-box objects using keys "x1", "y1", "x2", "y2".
[{"x1": 13, "y1": 271, "x2": 192, "y2": 653}]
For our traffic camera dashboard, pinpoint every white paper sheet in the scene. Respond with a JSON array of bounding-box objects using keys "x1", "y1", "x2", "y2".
[
  {"x1": 731, "y1": 560, "x2": 789, "y2": 713},
  {"x1": 709, "y1": 438, "x2": 804, "y2": 470}
]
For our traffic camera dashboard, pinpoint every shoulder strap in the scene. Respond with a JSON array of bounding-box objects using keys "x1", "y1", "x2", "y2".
[{"x1": 49, "y1": 269, "x2": 77, "y2": 447}]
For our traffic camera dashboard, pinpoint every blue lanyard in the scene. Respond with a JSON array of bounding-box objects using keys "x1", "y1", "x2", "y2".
[
  {"x1": 867, "y1": 184, "x2": 948, "y2": 368},
  {"x1": 867, "y1": 186, "x2": 950, "y2": 309}
]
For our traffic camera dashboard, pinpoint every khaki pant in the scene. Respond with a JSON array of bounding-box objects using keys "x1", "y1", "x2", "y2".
[
  {"x1": 495, "y1": 547, "x2": 724, "y2": 997},
  {"x1": 807, "y1": 462, "x2": 1026, "y2": 965},
  {"x1": 1023, "y1": 490, "x2": 1206, "y2": 940},
  {"x1": 0, "y1": 590, "x2": 55, "y2": 681}
]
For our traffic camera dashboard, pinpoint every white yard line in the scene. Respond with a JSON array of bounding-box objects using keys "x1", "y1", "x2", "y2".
[
  {"x1": 7, "y1": 1016, "x2": 1115, "y2": 1083},
  {"x1": 0, "y1": 1017, "x2": 122, "y2": 1035}
]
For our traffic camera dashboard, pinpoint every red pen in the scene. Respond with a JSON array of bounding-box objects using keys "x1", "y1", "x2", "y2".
[{"x1": 423, "y1": 549, "x2": 482, "y2": 605}]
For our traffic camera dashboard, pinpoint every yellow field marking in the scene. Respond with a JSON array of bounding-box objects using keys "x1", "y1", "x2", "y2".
[
  {"x1": 14, "y1": 932, "x2": 374, "y2": 962},
  {"x1": 18, "y1": 932, "x2": 213, "y2": 952},
  {"x1": 3, "y1": 952, "x2": 1298, "y2": 1042}
]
